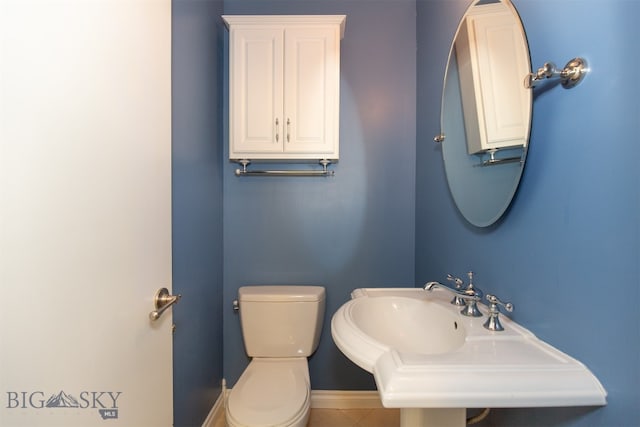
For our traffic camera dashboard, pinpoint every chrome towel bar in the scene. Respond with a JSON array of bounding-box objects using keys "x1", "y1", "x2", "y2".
[{"x1": 234, "y1": 159, "x2": 335, "y2": 177}]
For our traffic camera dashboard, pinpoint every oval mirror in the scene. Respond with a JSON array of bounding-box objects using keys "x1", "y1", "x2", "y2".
[{"x1": 439, "y1": 0, "x2": 531, "y2": 227}]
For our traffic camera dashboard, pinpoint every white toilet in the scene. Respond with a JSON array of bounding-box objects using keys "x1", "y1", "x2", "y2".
[{"x1": 226, "y1": 285, "x2": 326, "y2": 427}]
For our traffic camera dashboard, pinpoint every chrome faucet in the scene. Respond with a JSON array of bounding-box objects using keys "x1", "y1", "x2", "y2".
[{"x1": 424, "y1": 271, "x2": 484, "y2": 317}]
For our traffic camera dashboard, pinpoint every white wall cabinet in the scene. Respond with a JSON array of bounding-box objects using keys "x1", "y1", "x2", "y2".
[
  {"x1": 455, "y1": 4, "x2": 530, "y2": 155},
  {"x1": 223, "y1": 15, "x2": 345, "y2": 161}
]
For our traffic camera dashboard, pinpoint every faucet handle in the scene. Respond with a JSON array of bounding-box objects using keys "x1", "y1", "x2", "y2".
[
  {"x1": 446, "y1": 274, "x2": 463, "y2": 288},
  {"x1": 446, "y1": 274, "x2": 466, "y2": 306},
  {"x1": 483, "y1": 294, "x2": 514, "y2": 331},
  {"x1": 486, "y1": 294, "x2": 513, "y2": 312}
]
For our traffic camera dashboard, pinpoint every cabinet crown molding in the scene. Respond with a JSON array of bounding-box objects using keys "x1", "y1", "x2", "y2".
[{"x1": 222, "y1": 15, "x2": 346, "y2": 39}]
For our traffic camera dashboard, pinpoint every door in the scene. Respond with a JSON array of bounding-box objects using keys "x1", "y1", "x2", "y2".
[{"x1": 0, "y1": 1, "x2": 173, "y2": 426}]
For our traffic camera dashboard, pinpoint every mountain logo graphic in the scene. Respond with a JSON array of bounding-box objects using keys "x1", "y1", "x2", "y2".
[{"x1": 45, "y1": 391, "x2": 80, "y2": 408}]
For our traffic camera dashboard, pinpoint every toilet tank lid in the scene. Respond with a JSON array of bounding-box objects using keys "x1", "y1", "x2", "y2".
[{"x1": 239, "y1": 285, "x2": 325, "y2": 302}]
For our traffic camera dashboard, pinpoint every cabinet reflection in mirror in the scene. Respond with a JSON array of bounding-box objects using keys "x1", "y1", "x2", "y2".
[{"x1": 439, "y1": 0, "x2": 532, "y2": 227}]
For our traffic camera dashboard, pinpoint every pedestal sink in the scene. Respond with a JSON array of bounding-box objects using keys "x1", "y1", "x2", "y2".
[{"x1": 331, "y1": 288, "x2": 607, "y2": 427}]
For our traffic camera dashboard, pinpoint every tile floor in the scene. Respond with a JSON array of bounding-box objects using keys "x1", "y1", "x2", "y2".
[
  {"x1": 217, "y1": 408, "x2": 500, "y2": 427},
  {"x1": 215, "y1": 408, "x2": 401, "y2": 427},
  {"x1": 307, "y1": 408, "x2": 400, "y2": 427}
]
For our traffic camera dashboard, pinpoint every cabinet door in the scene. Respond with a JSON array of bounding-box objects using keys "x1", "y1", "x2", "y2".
[
  {"x1": 229, "y1": 27, "x2": 284, "y2": 157},
  {"x1": 472, "y1": 10, "x2": 529, "y2": 148},
  {"x1": 283, "y1": 26, "x2": 340, "y2": 157},
  {"x1": 456, "y1": 4, "x2": 530, "y2": 154}
]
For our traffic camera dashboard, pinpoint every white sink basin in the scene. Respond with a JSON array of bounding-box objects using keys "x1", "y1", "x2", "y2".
[
  {"x1": 331, "y1": 287, "x2": 607, "y2": 412},
  {"x1": 350, "y1": 296, "x2": 465, "y2": 356}
]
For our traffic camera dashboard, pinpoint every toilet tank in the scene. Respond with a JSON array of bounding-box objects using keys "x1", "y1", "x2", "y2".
[{"x1": 238, "y1": 285, "x2": 325, "y2": 358}]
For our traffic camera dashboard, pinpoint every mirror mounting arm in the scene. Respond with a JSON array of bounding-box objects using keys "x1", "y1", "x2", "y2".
[{"x1": 525, "y1": 57, "x2": 589, "y2": 89}]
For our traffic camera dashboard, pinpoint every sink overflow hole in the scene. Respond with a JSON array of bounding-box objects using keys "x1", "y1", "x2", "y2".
[{"x1": 454, "y1": 321, "x2": 458, "y2": 330}]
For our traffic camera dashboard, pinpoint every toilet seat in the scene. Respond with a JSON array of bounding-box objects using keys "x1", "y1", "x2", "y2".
[{"x1": 226, "y1": 358, "x2": 310, "y2": 427}]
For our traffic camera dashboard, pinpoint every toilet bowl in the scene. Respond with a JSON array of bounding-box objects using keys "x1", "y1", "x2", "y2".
[
  {"x1": 225, "y1": 285, "x2": 325, "y2": 427},
  {"x1": 226, "y1": 358, "x2": 310, "y2": 427}
]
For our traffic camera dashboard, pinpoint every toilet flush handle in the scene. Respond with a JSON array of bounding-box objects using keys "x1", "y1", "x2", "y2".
[{"x1": 232, "y1": 300, "x2": 239, "y2": 312}]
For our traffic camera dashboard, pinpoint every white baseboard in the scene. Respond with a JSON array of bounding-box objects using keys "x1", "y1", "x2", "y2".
[
  {"x1": 310, "y1": 390, "x2": 383, "y2": 409},
  {"x1": 202, "y1": 387, "x2": 383, "y2": 426},
  {"x1": 201, "y1": 393, "x2": 225, "y2": 427},
  {"x1": 201, "y1": 380, "x2": 227, "y2": 427}
]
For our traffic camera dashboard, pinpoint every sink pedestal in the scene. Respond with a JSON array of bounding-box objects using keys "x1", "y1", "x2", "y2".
[{"x1": 400, "y1": 408, "x2": 465, "y2": 427}]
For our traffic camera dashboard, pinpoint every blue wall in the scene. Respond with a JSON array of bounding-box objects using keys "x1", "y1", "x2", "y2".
[
  {"x1": 221, "y1": 0, "x2": 417, "y2": 390},
  {"x1": 171, "y1": 0, "x2": 640, "y2": 425},
  {"x1": 416, "y1": 0, "x2": 640, "y2": 426},
  {"x1": 172, "y1": 0, "x2": 225, "y2": 426}
]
